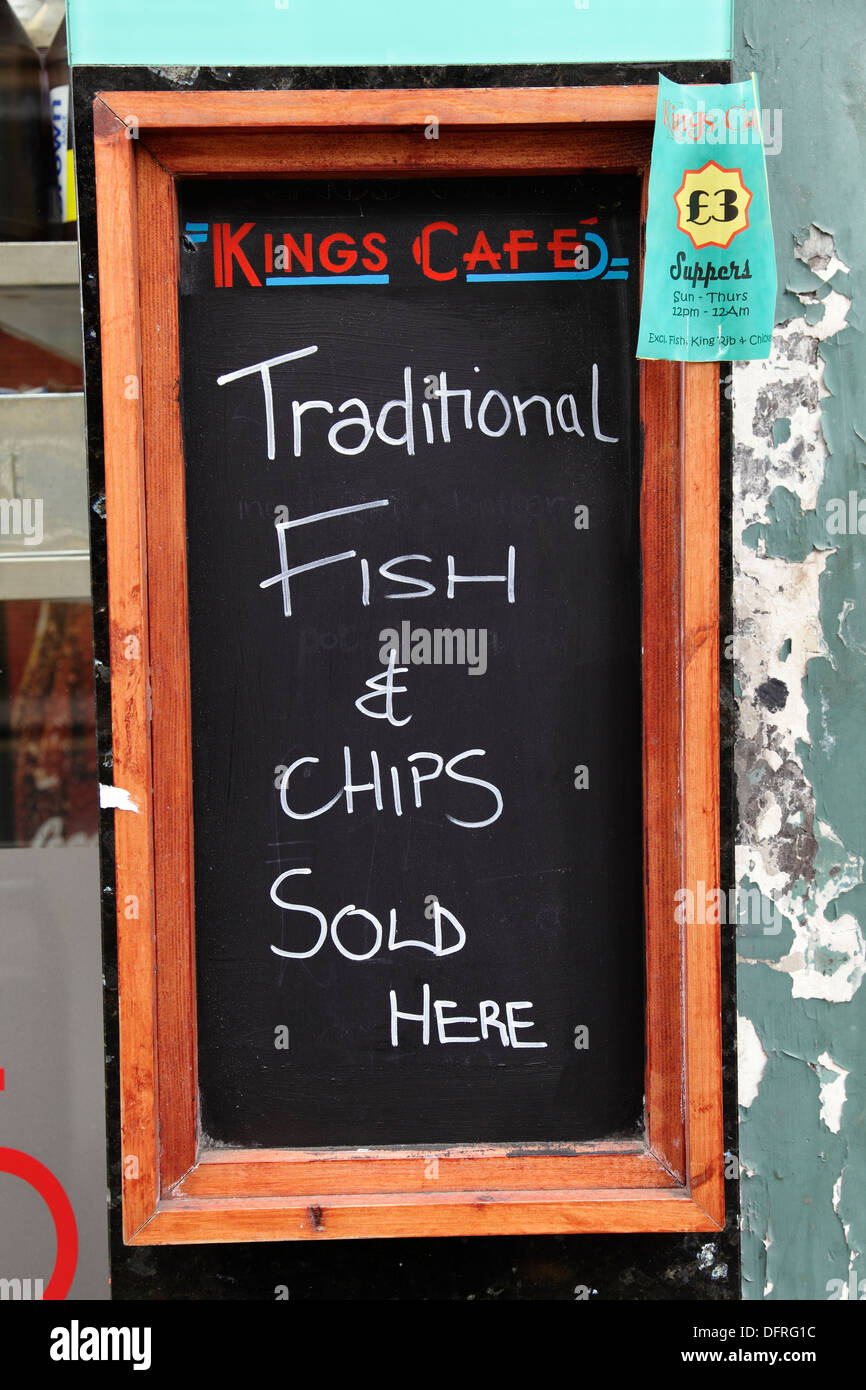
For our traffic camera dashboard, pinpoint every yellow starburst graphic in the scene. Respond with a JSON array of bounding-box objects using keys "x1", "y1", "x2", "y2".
[{"x1": 673, "y1": 160, "x2": 752, "y2": 249}]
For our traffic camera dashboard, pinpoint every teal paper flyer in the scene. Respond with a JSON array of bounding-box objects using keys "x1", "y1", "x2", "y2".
[{"x1": 636, "y1": 74, "x2": 777, "y2": 361}]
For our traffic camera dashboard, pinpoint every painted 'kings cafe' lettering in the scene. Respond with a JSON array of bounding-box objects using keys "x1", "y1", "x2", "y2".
[{"x1": 183, "y1": 218, "x2": 631, "y2": 288}]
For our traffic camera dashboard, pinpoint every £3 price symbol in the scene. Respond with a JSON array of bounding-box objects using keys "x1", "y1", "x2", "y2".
[{"x1": 674, "y1": 161, "x2": 752, "y2": 250}]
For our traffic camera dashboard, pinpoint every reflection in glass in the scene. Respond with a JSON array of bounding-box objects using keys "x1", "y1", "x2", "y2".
[{"x1": 0, "y1": 597, "x2": 97, "y2": 847}]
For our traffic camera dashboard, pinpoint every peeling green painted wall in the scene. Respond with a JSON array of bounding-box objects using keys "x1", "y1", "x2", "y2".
[{"x1": 735, "y1": 0, "x2": 866, "y2": 1300}]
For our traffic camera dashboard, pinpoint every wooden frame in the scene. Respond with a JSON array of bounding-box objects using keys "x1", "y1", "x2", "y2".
[{"x1": 92, "y1": 86, "x2": 723, "y2": 1244}]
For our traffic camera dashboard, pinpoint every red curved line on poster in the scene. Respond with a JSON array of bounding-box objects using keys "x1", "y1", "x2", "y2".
[{"x1": 0, "y1": 1148, "x2": 78, "y2": 1299}]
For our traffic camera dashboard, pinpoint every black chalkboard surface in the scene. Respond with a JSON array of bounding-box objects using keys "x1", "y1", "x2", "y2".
[{"x1": 178, "y1": 175, "x2": 645, "y2": 1147}]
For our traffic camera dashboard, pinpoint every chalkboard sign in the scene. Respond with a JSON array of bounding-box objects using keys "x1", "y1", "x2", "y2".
[
  {"x1": 93, "y1": 86, "x2": 723, "y2": 1242},
  {"x1": 177, "y1": 175, "x2": 645, "y2": 1148}
]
